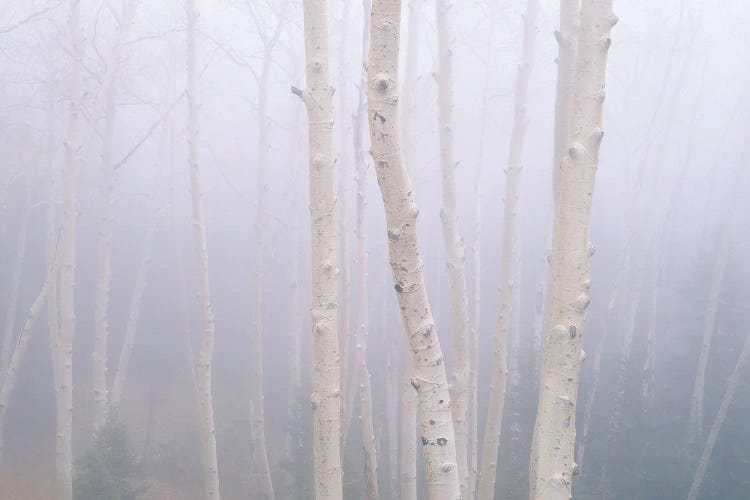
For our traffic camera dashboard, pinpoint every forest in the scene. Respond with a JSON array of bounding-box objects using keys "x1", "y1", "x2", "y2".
[{"x1": 0, "y1": 0, "x2": 748, "y2": 499}]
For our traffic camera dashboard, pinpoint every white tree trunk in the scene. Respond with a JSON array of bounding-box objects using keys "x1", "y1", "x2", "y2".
[
  {"x1": 366, "y1": 1, "x2": 460, "y2": 498},
  {"x1": 477, "y1": 1, "x2": 538, "y2": 498},
  {"x1": 249, "y1": 36, "x2": 276, "y2": 500},
  {"x1": 92, "y1": 0, "x2": 140, "y2": 430},
  {"x1": 297, "y1": 1, "x2": 342, "y2": 497},
  {"x1": 385, "y1": 341, "x2": 400, "y2": 500},
  {"x1": 56, "y1": 2, "x2": 84, "y2": 497},
  {"x1": 109, "y1": 219, "x2": 156, "y2": 409},
  {"x1": 552, "y1": 0, "x2": 579, "y2": 208},
  {"x1": 435, "y1": 2, "x2": 470, "y2": 494},
  {"x1": 686, "y1": 328, "x2": 750, "y2": 500},
  {"x1": 186, "y1": 1, "x2": 221, "y2": 497},
  {"x1": 529, "y1": 1, "x2": 616, "y2": 498},
  {"x1": 687, "y1": 194, "x2": 738, "y2": 443},
  {"x1": 399, "y1": 4, "x2": 423, "y2": 498},
  {"x1": 353, "y1": 3, "x2": 379, "y2": 493}
]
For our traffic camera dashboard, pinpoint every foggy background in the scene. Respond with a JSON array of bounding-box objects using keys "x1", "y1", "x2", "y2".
[{"x1": 0, "y1": 0, "x2": 748, "y2": 498}]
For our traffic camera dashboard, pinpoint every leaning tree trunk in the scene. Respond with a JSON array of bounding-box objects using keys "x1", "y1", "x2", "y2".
[
  {"x1": 529, "y1": 1, "x2": 616, "y2": 499},
  {"x1": 185, "y1": 1, "x2": 221, "y2": 497},
  {"x1": 435, "y1": 1, "x2": 470, "y2": 494},
  {"x1": 56, "y1": 2, "x2": 84, "y2": 498},
  {"x1": 477, "y1": 1, "x2": 538, "y2": 498},
  {"x1": 686, "y1": 328, "x2": 750, "y2": 500},
  {"x1": 366, "y1": 1, "x2": 460, "y2": 498},
  {"x1": 92, "y1": 0, "x2": 140, "y2": 430},
  {"x1": 295, "y1": 1, "x2": 342, "y2": 497}
]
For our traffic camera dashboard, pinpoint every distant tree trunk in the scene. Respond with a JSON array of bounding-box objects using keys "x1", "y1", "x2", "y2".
[
  {"x1": 385, "y1": 341, "x2": 400, "y2": 500},
  {"x1": 0, "y1": 230, "x2": 60, "y2": 463},
  {"x1": 109, "y1": 219, "x2": 156, "y2": 409},
  {"x1": 337, "y1": 0, "x2": 353, "y2": 453},
  {"x1": 353, "y1": 4, "x2": 379, "y2": 494},
  {"x1": 92, "y1": 0, "x2": 141, "y2": 430},
  {"x1": 56, "y1": 2, "x2": 84, "y2": 497},
  {"x1": 687, "y1": 193, "x2": 738, "y2": 444},
  {"x1": 435, "y1": 1, "x2": 470, "y2": 493},
  {"x1": 529, "y1": 1, "x2": 616, "y2": 498},
  {"x1": 249, "y1": 31, "x2": 276, "y2": 500},
  {"x1": 366, "y1": 1, "x2": 460, "y2": 498},
  {"x1": 399, "y1": 3, "x2": 422, "y2": 498},
  {"x1": 185, "y1": 1, "x2": 221, "y2": 497},
  {"x1": 478, "y1": 1, "x2": 538, "y2": 498},
  {"x1": 296, "y1": 1, "x2": 342, "y2": 497},
  {"x1": 686, "y1": 328, "x2": 750, "y2": 500}
]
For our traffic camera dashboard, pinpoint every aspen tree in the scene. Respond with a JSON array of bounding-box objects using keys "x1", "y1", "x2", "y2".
[
  {"x1": 92, "y1": 0, "x2": 140, "y2": 430},
  {"x1": 399, "y1": 4, "x2": 423, "y2": 498},
  {"x1": 435, "y1": 1, "x2": 470, "y2": 493},
  {"x1": 686, "y1": 328, "x2": 750, "y2": 500},
  {"x1": 294, "y1": 1, "x2": 342, "y2": 497},
  {"x1": 56, "y1": 1, "x2": 84, "y2": 497},
  {"x1": 366, "y1": 1, "x2": 460, "y2": 497},
  {"x1": 478, "y1": 1, "x2": 538, "y2": 498},
  {"x1": 352, "y1": 1, "x2": 379, "y2": 495},
  {"x1": 529, "y1": 1, "x2": 616, "y2": 498},
  {"x1": 247, "y1": 5, "x2": 287, "y2": 497},
  {"x1": 185, "y1": 1, "x2": 221, "y2": 497}
]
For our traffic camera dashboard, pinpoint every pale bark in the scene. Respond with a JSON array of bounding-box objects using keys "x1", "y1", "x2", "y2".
[
  {"x1": 366, "y1": 1, "x2": 460, "y2": 498},
  {"x1": 687, "y1": 195, "x2": 738, "y2": 444},
  {"x1": 686, "y1": 329, "x2": 750, "y2": 500},
  {"x1": 552, "y1": 0, "x2": 579, "y2": 207},
  {"x1": 109, "y1": 219, "x2": 156, "y2": 409},
  {"x1": 92, "y1": 0, "x2": 140, "y2": 430},
  {"x1": 247, "y1": 9, "x2": 284, "y2": 496},
  {"x1": 186, "y1": 1, "x2": 221, "y2": 497},
  {"x1": 337, "y1": 0, "x2": 353, "y2": 452},
  {"x1": 529, "y1": 1, "x2": 616, "y2": 498},
  {"x1": 385, "y1": 341, "x2": 399, "y2": 500},
  {"x1": 296, "y1": 1, "x2": 342, "y2": 497},
  {"x1": 353, "y1": 3, "x2": 379, "y2": 494},
  {"x1": 56, "y1": 2, "x2": 84, "y2": 497},
  {"x1": 478, "y1": 1, "x2": 538, "y2": 498},
  {"x1": 435, "y1": 1, "x2": 470, "y2": 494},
  {"x1": 399, "y1": 4, "x2": 423, "y2": 498}
]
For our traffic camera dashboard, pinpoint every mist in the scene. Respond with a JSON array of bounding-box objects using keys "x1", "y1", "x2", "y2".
[{"x1": 0, "y1": 0, "x2": 748, "y2": 499}]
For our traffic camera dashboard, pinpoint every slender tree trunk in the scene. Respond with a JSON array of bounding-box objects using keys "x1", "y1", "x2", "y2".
[
  {"x1": 687, "y1": 194, "x2": 738, "y2": 444},
  {"x1": 296, "y1": 1, "x2": 342, "y2": 497},
  {"x1": 686, "y1": 329, "x2": 750, "y2": 500},
  {"x1": 399, "y1": 4, "x2": 423, "y2": 497},
  {"x1": 92, "y1": 0, "x2": 140, "y2": 430},
  {"x1": 337, "y1": 0, "x2": 353, "y2": 453},
  {"x1": 109, "y1": 219, "x2": 156, "y2": 409},
  {"x1": 385, "y1": 341, "x2": 400, "y2": 500},
  {"x1": 435, "y1": 2, "x2": 470, "y2": 494},
  {"x1": 56, "y1": 2, "x2": 84, "y2": 497},
  {"x1": 366, "y1": 2, "x2": 460, "y2": 498},
  {"x1": 185, "y1": 2, "x2": 221, "y2": 497},
  {"x1": 249, "y1": 43, "x2": 275, "y2": 500},
  {"x1": 478, "y1": 1, "x2": 538, "y2": 498},
  {"x1": 529, "y1": 2, "x2": 616, "y2": 498}
]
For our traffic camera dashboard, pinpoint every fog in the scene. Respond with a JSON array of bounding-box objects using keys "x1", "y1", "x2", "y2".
[{"x1": 0, "y1": 0, "x2": 748, "y2": 499}]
